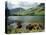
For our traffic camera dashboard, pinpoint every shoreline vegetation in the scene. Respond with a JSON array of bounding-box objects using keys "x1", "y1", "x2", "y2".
[{"x1": 7, "y1": 16, "x2": 45, "y2": 34}]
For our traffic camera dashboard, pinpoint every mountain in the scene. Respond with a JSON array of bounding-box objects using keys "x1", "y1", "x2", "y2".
[
  {"x1": 38, "y1": 3, "x2": 45, "y2": 7},
  {"x1": 29, "y1": 3, "x2": 45, "y2": 16},
  {"x1": 17, "y1": 3, "x2": 45, "y2": 16},
  {"x1": 10, "y1": 8, "x2": 25, "y2": 16},
  {"x1": 9, "y1": 3, "x2": 45, "y2": 16}
]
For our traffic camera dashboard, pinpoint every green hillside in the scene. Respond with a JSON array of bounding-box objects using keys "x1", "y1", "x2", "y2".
[
  {"x1": 11, "y1": 6, "x2": 44, "y2": 16},
  {"x1": 10, "y1": 3, "x2": 45, "y2": 16}
]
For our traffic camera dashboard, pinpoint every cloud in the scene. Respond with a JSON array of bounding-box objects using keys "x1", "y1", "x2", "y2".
[
  {"x1": 7, "y1": 3, "x2": 20, "y2": 9},
  {"x1": 7, "y1": 0, "x2": 40, "y2": 9}
]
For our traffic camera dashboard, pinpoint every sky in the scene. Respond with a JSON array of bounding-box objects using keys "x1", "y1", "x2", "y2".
[{"x1": 6, "y1": 0, "x2": 40, "y2": 9}]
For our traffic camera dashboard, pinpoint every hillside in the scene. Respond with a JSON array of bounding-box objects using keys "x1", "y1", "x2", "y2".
[
  {"x1": 9, "y1": 3, "x2": 45, "y2": 16},
  {"x1": 10, "y1": 8, "x2": 25, "y2": 16}
]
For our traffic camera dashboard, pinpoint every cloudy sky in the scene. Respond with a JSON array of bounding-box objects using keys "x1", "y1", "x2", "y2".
[{"x1": 6, "y1": 0, "x2": 40, "y2": 9}]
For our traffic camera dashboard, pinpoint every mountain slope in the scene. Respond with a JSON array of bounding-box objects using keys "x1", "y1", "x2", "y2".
[
  {"x1": 9, "y1": 3, "x2": 45, "y2": 16},
  {"x1": 18, "y1": 3, "x2": 45, "y2": 16},
  {"x1": 10, "y1": 8, "x2": 25, "y2": 16}
]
